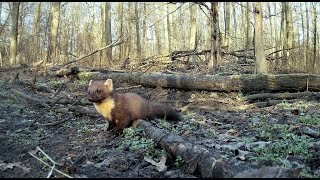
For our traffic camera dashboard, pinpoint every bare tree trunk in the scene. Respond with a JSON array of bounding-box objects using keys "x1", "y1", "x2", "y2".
[
  {"x1": 306, "y1": 2, "x2": 309, "y2": 73},
  {"x1": 105, "y1": 2, "x2": 112, "y2": 66},
  {"x1": 300, "y1": 2, "x2": 306, "y2": 71},
  {"x1": 273, "y1": 3, "x2": 279, "y2": 69},
  {"x1": 254, "y1": 2, "x2": 268, "y2": 73},
  {"x1": 166, "y1": 3, "x2": 171, "y2": 54},
  {"x1": 285, "y1": 3, "x2": 294, "y2": 68},
  {"x1": 117, "y1": 2, "x2": 123, "y2": 61},
  {"x1": 10, "y1": 2, "x2": 20, "y2": 65},
  {"x1": 48, "y1": 2, "x2": 60, "y2": 63},
  {"x1": 32, "y1": 2, "x2": 41, "y2": 62},
  {"x1": 241, "y1": 2, "x2": 246, "y2": 49},
  {"x1": 232, "y1": 2, "x2": 237, "y2": 48},
  {"x1": 267, "y1": 2, "x2": 273, "y2": 58},
  {"x1": 142, "y1": 2, "x2": 147, "y2": 53},
  {"x1": 0, "y1": 2, "x2": 2, "y2": 24},
  {"x1": 281, "y1": 2, "x2": 287, "y2": 68},
  {"x1": 135, "y1": 2, "x2": 141, "y2": 60},
  {"x1": 246, "y1": 2, "x2": 252, "y2": 50},
  {"x1": 126, "y1": 2, "x2": 133, "y2": 58},
  {"x1": 169, "y1": 4, "x2": 176, "y2": 51},
  {"x1": 312, "y1": 2, "x2": 317, "y2": 73},
  {"x1": 18, "y1": 2, "x2": 24, "y2": 46},
  {"x1": 209, "y1": 2, "x2": 220, "y2": 71},
  {"x1": 100, "y1": 3, "x2": 105, "y2": 67},
  {"x1": 224, "y1": 2, "x2": 230, "y2": 49},
  {"x1": 154, "y1": 4, "x2": 161, "y2": 55},
  {"x1": 189, "y1": 2, "x2": 197, "y2": 51}
]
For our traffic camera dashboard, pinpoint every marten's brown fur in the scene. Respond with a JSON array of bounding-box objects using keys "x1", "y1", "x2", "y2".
[{"x1": 88, "y1": 79, "x2": 182, "y2": 132}]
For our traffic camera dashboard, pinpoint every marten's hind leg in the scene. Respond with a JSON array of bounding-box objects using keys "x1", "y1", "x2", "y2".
[{"x1": 115, "y1": 118, "x2": 131, "y2": 133}]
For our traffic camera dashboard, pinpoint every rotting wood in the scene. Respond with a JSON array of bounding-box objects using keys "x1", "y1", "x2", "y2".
[
  {"x1": 80, "y1": 71, "x2": 320, "y2": 93},
  {"x1": 135, "y1": 119, "x2": 235, "y2": 178}
]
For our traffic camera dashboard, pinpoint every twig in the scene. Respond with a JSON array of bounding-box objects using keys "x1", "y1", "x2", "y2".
[
  {"x1": 29, "y1": 151, "x2": 73, "y2": 178},
  {"x1": 36, "y1": 146, "x2": 63, "y2": 166},
  {"x1": 47, "y1": 164, "x2": 55, "y2": 178}
]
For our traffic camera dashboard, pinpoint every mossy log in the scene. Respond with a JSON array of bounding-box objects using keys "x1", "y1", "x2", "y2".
[{"x1": 79, "y1": 71, "x2": 320, "y2": 92}]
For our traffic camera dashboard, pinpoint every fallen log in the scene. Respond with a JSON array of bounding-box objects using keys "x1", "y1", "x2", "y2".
[
  {"x1": 134, "y1": 119, "x2": 235, "y2": 178},
  {"x1": 79, "y1": 71, "x2": 320, "y2": 92}
]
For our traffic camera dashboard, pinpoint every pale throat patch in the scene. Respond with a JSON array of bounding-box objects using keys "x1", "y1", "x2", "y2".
[{"x1": 93, "y1": 97, "x2": 115, "y2": 121}]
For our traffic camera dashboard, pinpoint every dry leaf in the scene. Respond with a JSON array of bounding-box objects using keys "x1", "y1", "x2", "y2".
[
  {"x1": 225, "y1": 129, "x2": 239, "y2": 137},
  {"x1": 144, "y1": 155, "x2": 167, "y2": 172}
]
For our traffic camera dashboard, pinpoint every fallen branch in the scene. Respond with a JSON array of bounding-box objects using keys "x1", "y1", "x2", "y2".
[{"x1": 62, "y1": 35, "x2": 123, "y2": 67}]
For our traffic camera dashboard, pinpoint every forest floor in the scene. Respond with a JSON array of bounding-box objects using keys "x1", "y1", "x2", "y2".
[{"x1": 0, "y1": 64, "x2": 319, "y2": 178}]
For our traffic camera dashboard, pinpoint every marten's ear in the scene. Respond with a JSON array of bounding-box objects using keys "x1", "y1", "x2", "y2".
[
  {"x1": 104, "y1": 79, "x2": 113, "y2": 91},
  {"x1": 89, "y1": 80, "x2": 92, "y2": 86}
]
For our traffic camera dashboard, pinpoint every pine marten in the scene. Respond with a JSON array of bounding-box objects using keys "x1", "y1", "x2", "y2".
[{"x1": 88, "y1": 79, "x2": 182, "y2": 132}]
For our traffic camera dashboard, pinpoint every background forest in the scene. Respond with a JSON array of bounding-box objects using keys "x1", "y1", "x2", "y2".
[
  {"x1": 0, "y1": 2, "x2": 319, "y2": 74},
  {"x1": 0, "y1": 2, "x2": 320, "y2": 178}
]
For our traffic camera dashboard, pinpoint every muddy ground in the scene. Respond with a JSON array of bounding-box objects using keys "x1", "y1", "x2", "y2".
[{"x1": 0, "y1": 66, "x2": 319, "y2": 178}]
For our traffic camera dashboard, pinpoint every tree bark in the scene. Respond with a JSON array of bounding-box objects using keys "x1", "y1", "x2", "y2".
[
  {"x1": 224, "y1": 2, "x2": 230, "y2": 49},
  {"x1": 306, "y1": 2, "x2": 309, "y2": 73},
  {"x1": 246, "y1": 2, "x2": 253, "y2": 50},
  {"x1": 312, "y1": 3, "x2": 317, "y2": 73},
  {"x1": 254, "y1": 2, "x2": 268, "y2": 73},
  {"x1": 48, "y1": 2, "x2": 60, "y2": 63},
  {"x1": 105, "y1": 2, "x2": 112, "y2": 66},
  {"x1": 10, "y1": 2, "x2": 20, "y2": 65},
  {"x1": 209, "y1": 2, "x2": 220, "y2": 71},
  {"x1": 117, "y1": 2, "x2": 123, "y2": 62},
  {"x1": 281, "y1": 2, "x2": 287, "y2": 68},
  {"x1": 79, "y1": 71, "x2": 320, "y2": 92},
  {"x1": 135, "y1": 2, "x2": 141, "y2": 59},
  {"x1": 154, "y1": 4, "x2": 161, "y2": 55},
  {"x1": 32, "y1": 2, "x2": 41, "y2": 62}
]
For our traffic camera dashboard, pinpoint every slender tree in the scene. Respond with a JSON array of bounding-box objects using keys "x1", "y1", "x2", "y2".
[
  {"x1": 209, "y1": 2, "x2": 220, "y2": 71},
  {"x1": 224, "y1": 2, "x2": 230, "y2": 49},
  {"x1": 32, "y1": 2, "x2": 41, "y2": 61},
  {"x1": 117, "y1": 2, "x2": 123, "y2": 61},
  {"x1": 135, "y1": 2, "x2": 141, "y2": 59},
  {"x1": 10, "y1": 2, "x2": 20, "y2": 65},
  {"x1": 280, "y1": 2, "x2": 287, "y2": 68},
  {"x1": 105, "y1": 2, "x2": 112, "y2": 66},
  {"x1": 254, "y1": 2, "x2": 268, "y2": 73},
  {"x1": 246, "y1": 2, "x2": 252, "y2": 50},
  {"x1": 48, "y1": 2, "x2": 61, "y2": 63},
  {"x1": 306, "y1": 2, "x2": 309, "y2": 72},
  {"x1": 189, "y1": 2, "x2": 197, "y2": 51},
  {"x1": 312, "y1": 2, "x2": 317, "y2": 73}
]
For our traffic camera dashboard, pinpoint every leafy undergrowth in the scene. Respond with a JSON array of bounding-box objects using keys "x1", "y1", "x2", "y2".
[{"x1": 0, "y1": 69, "x2": 319, "y2": 178}]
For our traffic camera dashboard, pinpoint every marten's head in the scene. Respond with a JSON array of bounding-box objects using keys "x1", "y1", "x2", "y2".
[{"x1": 88, "y1": 79, "x2": 113, "y2": 102}]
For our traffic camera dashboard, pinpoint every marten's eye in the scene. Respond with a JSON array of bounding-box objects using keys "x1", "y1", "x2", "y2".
[{"x1": 96, "y1": 89, "x2": 101, "y2": 94}]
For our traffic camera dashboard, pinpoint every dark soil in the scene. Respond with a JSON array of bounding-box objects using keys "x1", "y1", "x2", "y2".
[{"x1": 0, "y1": 66, "x2": 319, "y2": 178}]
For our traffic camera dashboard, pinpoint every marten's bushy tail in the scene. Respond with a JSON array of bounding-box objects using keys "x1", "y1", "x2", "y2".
[{"x1": 149, "y1": 102, "x2": 182, "y2": 121}]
